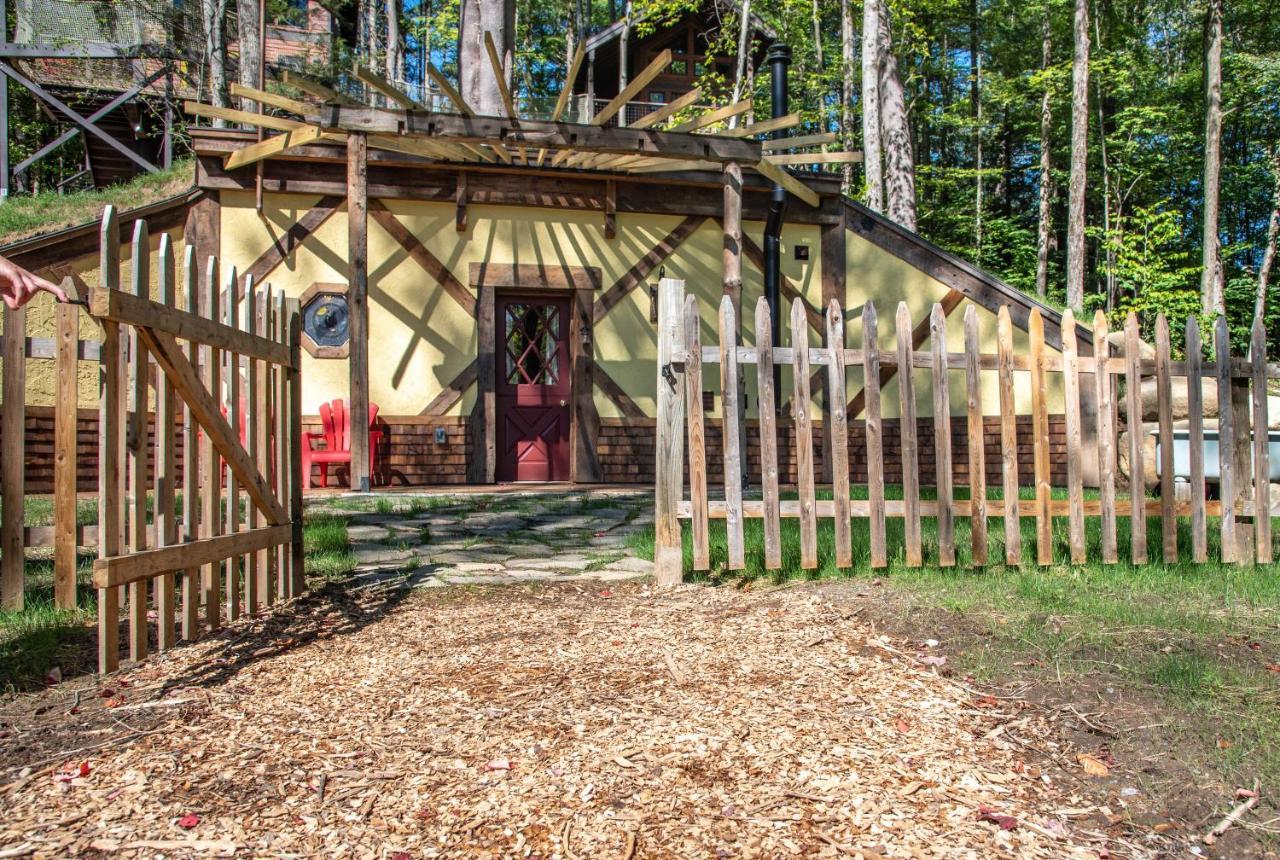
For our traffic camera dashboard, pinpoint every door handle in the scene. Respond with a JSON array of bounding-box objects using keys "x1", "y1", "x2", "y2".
[{"x1": 559, "y1": 399, "x2": 567, "y2": 407}]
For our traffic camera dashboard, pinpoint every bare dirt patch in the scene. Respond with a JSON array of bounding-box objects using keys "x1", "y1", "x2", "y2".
[{"x1": 0, "y1": 579, "x2": 1204, "y2": 858}]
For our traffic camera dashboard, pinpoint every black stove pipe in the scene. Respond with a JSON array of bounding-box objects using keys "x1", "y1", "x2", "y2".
[{"x1": 764, "y1": 43, "x2": 790, "y2": 399}]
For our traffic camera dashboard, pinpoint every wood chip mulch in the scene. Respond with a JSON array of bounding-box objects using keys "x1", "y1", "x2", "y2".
[{"x1": 0, "y1": 580, "x2": 1116, "y2": 858}]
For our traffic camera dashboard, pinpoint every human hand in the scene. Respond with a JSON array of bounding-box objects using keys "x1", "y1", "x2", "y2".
[{"x1": 0, "y1": 255, "x2": 67, "y2": 309}]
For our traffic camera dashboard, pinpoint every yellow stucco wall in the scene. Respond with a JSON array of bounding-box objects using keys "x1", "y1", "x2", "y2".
[
  {"x1": 5, "y1": 226, "x2": 186, "y2": 407},
  {"x1": 215, "y1": 191, "x2": 1065, "y2": 422}
]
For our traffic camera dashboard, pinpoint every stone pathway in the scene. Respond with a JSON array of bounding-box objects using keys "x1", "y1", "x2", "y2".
[{"x1": 306, "y1": 489, "x2": 654, "y2": 590}]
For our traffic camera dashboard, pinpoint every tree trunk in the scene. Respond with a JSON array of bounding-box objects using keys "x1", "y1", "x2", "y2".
[
  {"x1": 387, "y1": 0, "x2": 402, "y2": 85},
  {"x1": 812, "y1": 0, "x2": 823, "y2": 68},
  {"x1": 1065, "y1": 0, "x2": 1089, "y2": 312},
  {"x1": 861, "y1": 0, "x2": 884, "y2": 212},
  {"x1": 1256, "y1": 149, "x2": 1280, "y2": 324},
  {"x1": 619, "y1": 1, "x2": 632, "y2": 94},
  {"x1": 1201, "y1": 0, "x2": 1224, "y2": 317},
  {"x1": 1035, "y1": 3, "x2": 1053, "y2": 298},
  {"x1": 876, "y1": 0, "x2": 916, "y2": 231},
  {"x1": 728, "y1": 0, "x2": 752, "y2": 129},
  {"x1": 459, "y1": 0, "x2": 514, "y2": 117},
  {"x1": 235, "y1": 0, "x2": 260, "y2": 112},
  {"x1": 202, "y1": 0, "x2": 229, "y2": 119},
  {"x1": 971, "y1": 0, "x2": 982, "y2": 260},
  {"x1": 840, "y1": 0, "x2": 854, "y2": 194}
]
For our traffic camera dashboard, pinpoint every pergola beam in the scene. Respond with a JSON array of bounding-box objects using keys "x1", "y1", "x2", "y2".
[
  {"x1": 282, "y1": 71, "x2": 360, "y2": 106},
  {"x1": 629, "y1": 87, "x2": 703, "y2": 131},
  {"x1": 667, "y1": 100, "x2": 751, "y2": 134},
  {"x1": 354, "y1": 64, "x2": 418, "y2": 110},
  {"x1": 426, "y1": 62, "x2": 474, "y2": 116},
  {"x1": 592, "y1": 48, "x2": 672, "y2": 127},
  {"x1": 483, "y1": 32, "x2": 518, "y2": 121}
]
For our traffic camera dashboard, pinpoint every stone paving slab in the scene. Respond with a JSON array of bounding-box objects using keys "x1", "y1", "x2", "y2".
[{"x1": 312, "y1": 490, "x2": 653, "y2": 590}]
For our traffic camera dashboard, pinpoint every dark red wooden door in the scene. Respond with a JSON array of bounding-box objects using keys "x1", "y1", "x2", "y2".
[{"x1": 496, "y1": 295, "x2": 572, "y2": 482}]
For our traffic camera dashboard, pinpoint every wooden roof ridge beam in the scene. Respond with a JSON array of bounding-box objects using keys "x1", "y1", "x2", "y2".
[
  {"x1": 593, "y1": 48, "x2": 673, "y2": 127},
  {"x1": 630, "y1": 87, "x2": 702, "y2": 130},
  {"x1": 354, "y1": 64, "x2": 419, "y2": 110},
  {"x1": 426, "y1": 62, "x2": 474, "y2": 116},
  {"x1": 667, "y1": 100, "x2": 752, "y2": 133},
  {"x1": 483, "y1": 32, "x2": 518, "y2": 121},
  {"x1": 716, "y1": 112, "x2": 800, "y2": 138},
  {"x1": 760, "y1": 131, "x2": 840, "y2": 151},
  {"x1": 764, "y1": 151, "x2": 863, "y2": 166},
  {"x1": 229, "y1": 83, "x2": 312, "y2": 116},
  {"x1": 753, "y1": 159, "x2": 820, "y2": 207},
  {"x1": 224, "y1": 124, "x2": 326, "y2": 170},
  {"x1": 281, "y1": 71, "x2": 360, "y2": 106}
]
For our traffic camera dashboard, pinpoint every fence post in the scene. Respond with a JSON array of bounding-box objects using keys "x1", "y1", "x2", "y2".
[
  {"x1": 98, "y1": 206, "x2": 122, "y2": 673},
  {"x1": 653, "y1": 277, "x2": 686, "y2": 586},
  {"x1": 1, "y1": 302, "x2": 25, "y2": 610},
  {"x1": 54, "y1": 285, "x2": 79, "y2": 608}
]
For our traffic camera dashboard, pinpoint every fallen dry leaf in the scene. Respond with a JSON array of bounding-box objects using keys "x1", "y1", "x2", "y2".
[{"x1": 1077, "y1": 754, "x2": 1110, "y2": 777}]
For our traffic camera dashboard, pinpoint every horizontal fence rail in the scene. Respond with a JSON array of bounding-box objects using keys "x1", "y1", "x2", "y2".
[{"x1": 652, "y1": 278, "x2": 1279, "y2": 583}]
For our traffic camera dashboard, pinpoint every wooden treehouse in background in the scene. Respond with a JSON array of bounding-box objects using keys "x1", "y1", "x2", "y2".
[{"x1": 0, "y1": 0, "x2": 334, "y2": 195}]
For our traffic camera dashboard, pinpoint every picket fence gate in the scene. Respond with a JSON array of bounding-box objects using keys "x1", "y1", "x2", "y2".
[
  {"x1": 87, "y1": 206, "x2": 309, "y2": 672},
  {"x1": 652, "y1": 278, "x2": 1279, "y2": 584}
]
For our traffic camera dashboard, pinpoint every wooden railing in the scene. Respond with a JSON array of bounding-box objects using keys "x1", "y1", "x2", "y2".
[
  {"x1": 652, "y1": 278, "x2": 1279, "y2": 584},
  {"x1": 86, "y1": 206, "x2": 305, "y2": 673}
]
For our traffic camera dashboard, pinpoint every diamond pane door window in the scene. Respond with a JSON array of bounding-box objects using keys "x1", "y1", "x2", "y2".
[{"x1": 496, "y1": 295, "x2": 572, "y2": 481}]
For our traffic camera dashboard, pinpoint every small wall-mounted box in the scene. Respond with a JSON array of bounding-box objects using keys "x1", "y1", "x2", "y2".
[{"x1": 435, "y1": 427, "x2": 448, "y2": 444}]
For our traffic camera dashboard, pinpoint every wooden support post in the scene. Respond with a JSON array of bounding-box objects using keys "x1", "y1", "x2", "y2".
[
  {"x1": 54, "y1": 295, "x2": 78, "y2": 608},
  {"x1": 2, "y1": 302, "x2": 25, "y2": 610},
  {"x1": 653, "y1": 277, "x2": 686, "y2": 586},
  {"x1": 347, "y1": 132, "x2": 370, "y2": 492}
]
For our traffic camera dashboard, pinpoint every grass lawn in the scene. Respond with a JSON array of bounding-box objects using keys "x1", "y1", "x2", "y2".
[
  {"x1": 0, "y1": 159, "x2": 194, "y2": 245},
  {"x1": 628, "y1": 486, "x2": 1280, "y2": 819},
  {"x1": 0, "y1": 497, "x2": 358, "y2": 691}
]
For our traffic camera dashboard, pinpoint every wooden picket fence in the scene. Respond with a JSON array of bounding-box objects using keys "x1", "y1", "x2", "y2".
[
  {"x1": 652, "y1": 278, "x2": 1279, "y2": 584},
  {"x1": 85, "y1": 207, "x2": 303, "y2": 673},
  {"x1": 0, "y1": 294, "x2": 101, "y2": 612}
]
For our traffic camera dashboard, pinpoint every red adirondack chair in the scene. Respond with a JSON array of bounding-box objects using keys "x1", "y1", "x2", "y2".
[{"x1": 302, "y1": 399, "x2": 382, "y2": 488}]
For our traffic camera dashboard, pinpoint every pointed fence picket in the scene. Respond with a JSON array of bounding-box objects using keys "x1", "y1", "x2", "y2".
[{"x1": 652, "y1": 279, "x2": 1280, "y2": 583}]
